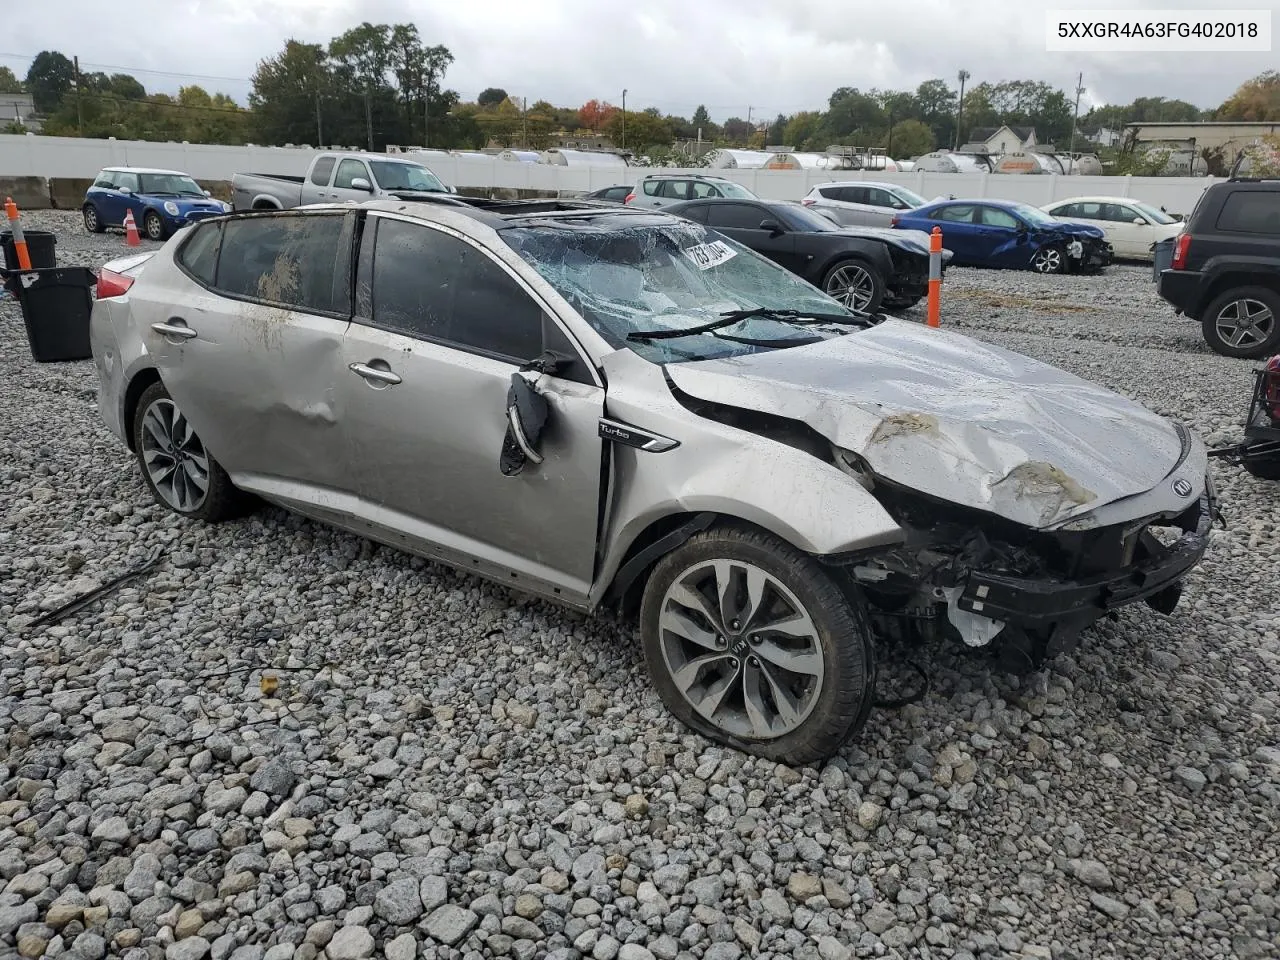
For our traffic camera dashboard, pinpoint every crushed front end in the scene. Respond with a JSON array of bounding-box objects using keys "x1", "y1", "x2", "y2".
[
  {"x1": 842, "y1": 468, "x2": 1218, "y2": 671},
  {"x1": 1066, "y1": 235, "x2": 1113, "y2": 274}
]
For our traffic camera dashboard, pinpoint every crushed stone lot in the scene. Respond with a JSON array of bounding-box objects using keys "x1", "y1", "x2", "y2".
[{"x1": 2, "y1": 210, "x2": 1278, "y2": 960}]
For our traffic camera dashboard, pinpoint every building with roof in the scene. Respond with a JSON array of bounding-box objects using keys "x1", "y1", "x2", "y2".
[{"x1": 0, "y1": 93, "x2": 40, "y2": 132}]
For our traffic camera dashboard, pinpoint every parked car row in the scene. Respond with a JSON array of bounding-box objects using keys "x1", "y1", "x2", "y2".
[{"x1": 90, "y1": 192, "x2": 1218, "y2": 763}]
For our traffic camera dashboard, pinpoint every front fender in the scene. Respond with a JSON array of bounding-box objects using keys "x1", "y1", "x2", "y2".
[{"x1": 591, "y1": 350, "x2": 903, "y2": 607}]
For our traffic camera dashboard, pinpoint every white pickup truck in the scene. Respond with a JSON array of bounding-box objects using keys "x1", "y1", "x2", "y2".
[{"x1": 231, "y1": 152, "x2": 454, "y2": 211}]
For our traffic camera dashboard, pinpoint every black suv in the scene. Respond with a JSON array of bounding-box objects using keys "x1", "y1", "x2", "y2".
[{"x1": 1158, "y1": 177, "x2": 1280, "y2": 359}]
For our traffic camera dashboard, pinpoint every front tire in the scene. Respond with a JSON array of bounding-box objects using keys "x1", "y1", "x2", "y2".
[
  {"x1": 1030, "y1": 244, "x2": 1066, "y2": 274},
  {"x1": 1200, "y1": 286, "x2": 1280, "y2": 359},
  {"x1": 143, "y1": 210, "x2": 167, "y2": 242},
  {"x1": 132, "y1": 382, "x2": 248, "y2": 522},
  {"x1": 823, "y1": 259, "x2": 885, "y2": 314},
  {"x1": 639, "y1": 524, "x2": 876, "y2": 764},
  {"x1": 82, "y1": 204, "x2": 104, "y2": 234}
]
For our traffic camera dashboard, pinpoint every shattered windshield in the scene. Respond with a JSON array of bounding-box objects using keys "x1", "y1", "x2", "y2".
[{"x1": 501, "y1": 218, "x2": 862, "y2": 363}]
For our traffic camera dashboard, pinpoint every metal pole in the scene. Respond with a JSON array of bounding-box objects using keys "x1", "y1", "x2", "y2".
[
  {"x1": 954, "y1": 70, "x2": 969, "y2": 150},
  {"x1": 621, "y1": 89, "x2": 626, "y2": 150},
  {"x1": 315, "y1": 92, "x2": 323, "y2": 148},
  {"x1": 424, "y1": 75, "x2": 430, "y2": 147},
  {"x1": 74, "y1": 56, "x2": 83, "y2": 138}
]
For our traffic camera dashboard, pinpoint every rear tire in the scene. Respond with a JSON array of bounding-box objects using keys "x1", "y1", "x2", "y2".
[
  {"x1": 639, "y1": 524, "x2": 877, "y2": 764},
  {"x1": 132, "y1": 382, "x2": 250, "y2": 522},
  {"x1": 822, "y1": 259, "x2": 886, "y2": 314},
  {"x1": 1245, "y1": 457, "x2": 1280, "y2": 481},
  {"x1": 1200, "y1": 286, "x2": 1280, "y2": 359}
]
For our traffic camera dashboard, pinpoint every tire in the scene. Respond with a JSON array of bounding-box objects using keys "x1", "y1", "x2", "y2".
[
  {"x1": 1200, "y1": 286, "x2": 1280, "y2": 359},
  {"x1": 82, "y1": 204, "x2": 104, "y2": 234},
  {"x1": 1029, "y1": 244, "x2": 1066, "y2": 274},
  {"x1": 883, "y1": 296, "x2": 923, "y2": 311},
  {"x1": 639, "y1": 524, "x2": 877, "y2": 764},
  {"x1": 822, "y1": 259, "x2": 885, "y2": 314},
  {"x1": 143, "y1": 210, "x2": 167, "y2": 242},
  {"x1": 131, "y1": 381, "x2": 249, "y2": 522},
  {"x1": 1245, "y1": 457, "x2": 1280, "y2": 481}
]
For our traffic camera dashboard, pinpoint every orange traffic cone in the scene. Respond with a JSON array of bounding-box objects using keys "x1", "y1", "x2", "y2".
[{"x1": 123, "y1": 210, "x2": 140, "y2": 247}]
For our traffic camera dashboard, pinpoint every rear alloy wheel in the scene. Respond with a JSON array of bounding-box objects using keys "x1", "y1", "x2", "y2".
[
  {"x1": 143, "y1": 210, "x2": 167, "y2": 242},
  {"x1": 1200, "y1": 286, "x2": 1280, "y2": 359},
  {"x1": 132, "y1": 381, "x2": 248, "y2": 522},
  {"x1": 1030, "y1": 244, "x2": 1066, "y2": 273},
  {"x1": 640, "y1": 525, "x2": 876, "y2": 764},
  {"x1": 823, "y1": 259, "x2": 885, "y2": 314},
  {"x1": 82, "y1": 204, "x2": 104, "y2": 234}
]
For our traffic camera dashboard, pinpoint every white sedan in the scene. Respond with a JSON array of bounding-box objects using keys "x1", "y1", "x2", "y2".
[{"x1": 1041, "y1": 196, "x2": 1183, "y2": 260}]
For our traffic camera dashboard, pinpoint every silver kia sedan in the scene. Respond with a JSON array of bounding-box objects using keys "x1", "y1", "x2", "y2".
[{"x1": 91, "y1": 198, "x2": 1217, "y2": 763}]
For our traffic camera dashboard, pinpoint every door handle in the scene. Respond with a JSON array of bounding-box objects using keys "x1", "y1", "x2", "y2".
[
  {"x1": 151, "y1": 320, "x2": 197, "y2": 340},
  {"x1": 349, "y1": 361, "x2": 402, "y2": 386}
]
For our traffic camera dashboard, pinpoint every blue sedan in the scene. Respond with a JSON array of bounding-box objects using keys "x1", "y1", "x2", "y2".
[
  {"x1": 83, "y1": 167, "x2": 230, "y2": 241},
  {"x1": 892, "y1": 198, "x2": 1112, "y2": 273}
]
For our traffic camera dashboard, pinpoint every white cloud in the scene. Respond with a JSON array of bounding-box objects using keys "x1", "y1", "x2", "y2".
[{"x1": 4, "y1": 0, "x2": 1273, "y2": 120}]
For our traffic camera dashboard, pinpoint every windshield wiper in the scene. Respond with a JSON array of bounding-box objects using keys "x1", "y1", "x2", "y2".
[{"x1": 627, "y1": 307, "x2": 871, "y2": 342}]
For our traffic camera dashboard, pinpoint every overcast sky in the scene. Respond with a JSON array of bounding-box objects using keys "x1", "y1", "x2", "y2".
[{"x1": 4, "y1": 0, "x2": 1274, "y2": 121}]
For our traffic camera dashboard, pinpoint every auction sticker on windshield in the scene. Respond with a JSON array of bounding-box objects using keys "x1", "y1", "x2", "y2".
[{"x1": 683, "y1": 240, "x2": 737, "y2": 270}]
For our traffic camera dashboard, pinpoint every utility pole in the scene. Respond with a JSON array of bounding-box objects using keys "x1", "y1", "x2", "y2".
[
  {"x1": 423, "y1": 73, "x2": 431, "y2": 147},
  {"x1": 365, "y1": 88, "x2": 373, "y2": 151},
  {"x1": 1068, "y1": 72, "x2": 1084, "y2": 171},
  {"x1": 954, "y1": 70, "x2": 969, "y2": 150},
  {"x1": 621, "y1": 89, "x2": 627, "y2": 150},
  {"x1": 887, "y1": 108, "x2": 894, "y2": 159},
  {"x1": 73, "y1": 56, "x2": 83, "y2": 138},
  {"x1": 315, "y1": 92, "x2": 323, "y2": 147},
  {"x1": 522, "y1": 97, "x2": 528, "y2": 148}
]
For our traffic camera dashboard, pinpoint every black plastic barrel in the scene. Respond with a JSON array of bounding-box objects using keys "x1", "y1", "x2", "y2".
[
  {"x1": 1, "y1": 266, "x2": 96, "y2": 362},
  {"x1": 1152, "y1": 237, "x2": 1175, "y2": 281},
  {"x1": 1, "y1": 229, "x2": 58, "y2": 271}
]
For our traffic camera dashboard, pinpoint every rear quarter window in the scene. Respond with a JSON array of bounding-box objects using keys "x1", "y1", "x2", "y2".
[
  {"x1": 642, "y1": 180, "x2": 661, "y2": 196},
  {"x1": 176, "y1": 221, "x2": 222, "y2": 286},
  {"x1": 310, "y1": 156, "x2": 337, "y2": 186},
  {"x1": 1215, "y1": 190, "x2": 1280, "y2": 235}
]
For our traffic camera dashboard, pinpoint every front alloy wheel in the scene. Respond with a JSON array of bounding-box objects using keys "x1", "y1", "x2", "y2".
[
  {"x1": 143, "y1": 211, "x2": 166, "y2": 241},
  {"x1": 1030, "y1": 245, "x2": 1065, "y2": 273},
  {"x1": 640, "y1": 525, "x2": 876, "y2": 764},
  {"x1": 824, "y1": 260, "x2": 884, "y2": 314}
]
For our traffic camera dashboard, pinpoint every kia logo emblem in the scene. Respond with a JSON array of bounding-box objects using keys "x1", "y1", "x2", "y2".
[{"x1": 1172, "y1": 478, "x2": 1194, "y2": 498}]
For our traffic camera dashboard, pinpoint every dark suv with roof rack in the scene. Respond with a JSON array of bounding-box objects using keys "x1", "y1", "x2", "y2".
[{"x1": 1158, "y1": 177, "x2": 1280, "y2": 358}]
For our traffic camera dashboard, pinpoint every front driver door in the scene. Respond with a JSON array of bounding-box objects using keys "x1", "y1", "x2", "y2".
[
  {"x1": 705, "y1": 202, "x2": 799, "y2": 270},
  {"x1": 339, "y1": 213, "x2": 606, "y2": 604}
]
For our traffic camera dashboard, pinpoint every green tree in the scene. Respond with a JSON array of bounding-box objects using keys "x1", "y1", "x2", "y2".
[
  {"x1": 249, "y1": 40, "x2": 330, "y2": 146},
  {"x1": 0, "y1": 67, "x2": 24, "y2": 93},
  {"x1": 823, "y1": 87, "x2": 885, "y2": 142},
  {"x1": 477, "y1": 87, "x2": 508, "y2": 108},
  {"x1": 782, "y1": 111, "x2": 823, "y2": 150},
  {"x1": 25, "y1": 50, "x2": 76, "y2": 113},
  {"x1": 766, "y1": 113, "x2": 787, "y2": 145},
  {"x1": 689, "y1": 104, "x2": 718, "y2": 139},
  {"x1": 720, "y1": 117, "x2": 753, "y2": 144},
  {"x1": 914, "y1": 78, "x2": 957, "y2": 148},
  {"x1": 883, "y1": 119, "x2": 934, "y2": 158},
  {"x1": 605, "y1": 108, "x2": 672, "y2": 151},
  {"x1": 1217, "y1": 70, "x2": 1280, "y2": 121}
]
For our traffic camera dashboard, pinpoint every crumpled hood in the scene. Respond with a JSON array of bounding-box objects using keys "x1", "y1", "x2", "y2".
[
  {"x1": 835, "y1": 225, "x2": 954, "y2": 262},
  {"x1": 1042, "y1": 220, "x2": 1106, "y2": 239},
  {"x1": 665, "y1": 320, "x2": 1184, "y2": 529}
]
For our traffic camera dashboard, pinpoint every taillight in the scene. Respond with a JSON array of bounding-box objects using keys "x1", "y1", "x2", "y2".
[
  {"x1": 624, "y1": 192, "x2": 636, "y2": 204},
  {"x1": 1171, "y1": 232, "x2": 1191, "y2": 270},
  {"x1": 1264, "y1": 355, "x2": 1280, "y2": 420},
  {"x1": 96, "y1": 268, "x2": 134, "y2": 299},
  {"x1": 801, "y1": 198, "x2": 815, "y2": 206},
  {"x1": 890, "y1": 215, "x2": 900, "y2": 227}
]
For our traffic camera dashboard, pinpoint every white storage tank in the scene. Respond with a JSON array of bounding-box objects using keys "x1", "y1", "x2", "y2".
[
  {"x1": 706, "y1": 149, "x2": 774, "y2": 169},
  {"x1": 540, "y1": 148, "x2": 628, "y2": 167},
  {"x1": 762, "y1": 152, "x2": 828, "y2": 170},
  {"x1": 994, "y1": 151, "x2": 1065, "y2": 174},
  {"x1": 498, "y1": 150, "x2": 540, "y2": 163},
  {"x1": 1060, "y1": 153, "x2": 1104, "y2": 175},
  {"x1": 914, "y1": 151, "x2": 992, "y2": 173}
]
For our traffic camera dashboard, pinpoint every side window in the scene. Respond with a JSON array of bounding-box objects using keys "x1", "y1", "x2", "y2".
[
  {"x1": 1076, "y1": 202, "x2": 1103, "y2": 219},
  {"x1": 115, "y1": 172, "x2": 139, "y2": 192},
  {"x1": 691, "y1": 180, "x2": 719, "y2": 199},
  {"x1": 606, "y1": 186, "x2": 631, "y2": 201},
  {"x1": 677, "y1": 204, "x2": 710, "y2": 224},
  {"x1": 215, "y1": 213, "x2": 352, "y2": 315},
  {"x1": 1109, "y1": 203, "x2": 1139, "y2": 222},
  {"x1": 659, "y1": 180, "x2": 690, "y2": 200},
  {"x1": 706, "y1": 203, "x2": 766, "y2": 229},
  {"x1": 310, "y1": 156, "x2": 337, "y2": 186},
  {"x1": 841, "y1": 187, "x2": 867, "y2": 204},
  {"x1": 642, "y1": 180, "x2": 662, "y2": 196},
  {"x1": 333, "y1": 159, "x2": 368, "y2": 189},
  {"x1": 1052, "y1": 203, "x2": 1077, "y2": 218},
  {"x1": 933, "y1": 205, "x2": 976, "y2": 223},
  {"x1": 176, "y1": 221, "x2": 222, "y2": 286},
  {"x1": 980, "y1": 207, "x2": 1020, "y2": 229},
  {"x1": 1217, "y1": 191, "x2": 1280, "y2": 234},
  {"x1": 817, "y1": 186, "x2": 840, "y2": 200},
  {"x1": 368, "y1": 218, "x2": 543, "y2": 360},
  {"x1": 93, "y1": 171, "x2": 117, "y2": 189},
  {"x1": 866, "y1": 188, "x2": 894, "y2": 208}
]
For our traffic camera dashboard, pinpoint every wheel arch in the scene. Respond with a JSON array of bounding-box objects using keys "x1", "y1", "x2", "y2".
[
  {"x1": 122, "y1": 366, "x2": 163, "y2": 452},
  {"x1": 1198, "y1": 272, "x2": 1280, "y2": 318}
]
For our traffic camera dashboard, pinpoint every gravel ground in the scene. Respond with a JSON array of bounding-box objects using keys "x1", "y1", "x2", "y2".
[{"x1": 2, "y1": 210, "x2": 1278, "y2": 960}]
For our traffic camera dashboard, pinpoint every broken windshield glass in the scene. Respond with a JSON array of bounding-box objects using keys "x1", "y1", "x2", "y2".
[{"x1": 501, "y1": 218, "x2": 863, "y2": 363}]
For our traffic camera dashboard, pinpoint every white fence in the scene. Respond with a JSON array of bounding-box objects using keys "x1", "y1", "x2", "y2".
[{"x1": 0, "y1": 133, "x2": 1221, "y2": 214}]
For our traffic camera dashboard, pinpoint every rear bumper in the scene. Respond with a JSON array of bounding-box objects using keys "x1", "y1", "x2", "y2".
[
  {"x1": 1157, "y1": 268, "x2": 1203, "y2": 316},
  {"x1": 954, "y1": 487, "x2": 1215, "y2": 627}
]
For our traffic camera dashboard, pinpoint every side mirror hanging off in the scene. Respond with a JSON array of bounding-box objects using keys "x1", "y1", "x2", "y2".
[{"x1": 500, "y1": 373, "x2": 549, "y2": 476}]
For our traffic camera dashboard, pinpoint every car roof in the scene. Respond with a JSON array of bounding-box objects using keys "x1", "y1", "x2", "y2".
[
  {"x1": 1045, "y1": 196, "x2": 1140, "y2": 205},
  {"x1": 812, "y1": 180, "x2": 904, "y2": 190},
  {"x1": 918, "y1": 197, "x2": 1020, "y2": 209},
  {"x1": 102, "y1": 167, "x2": 190, "y2": 175},
  {"x1": 640, "y1": 172, "x2": 732, "y2": 181}
]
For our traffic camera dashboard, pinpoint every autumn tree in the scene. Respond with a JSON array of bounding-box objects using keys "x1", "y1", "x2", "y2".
[
  {"x1": 578, "y1": 99, "x2": 618, "y2": 132},
  {"x1": 1218, "y1": 70, "x2": 1280, "y2": 121}
]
